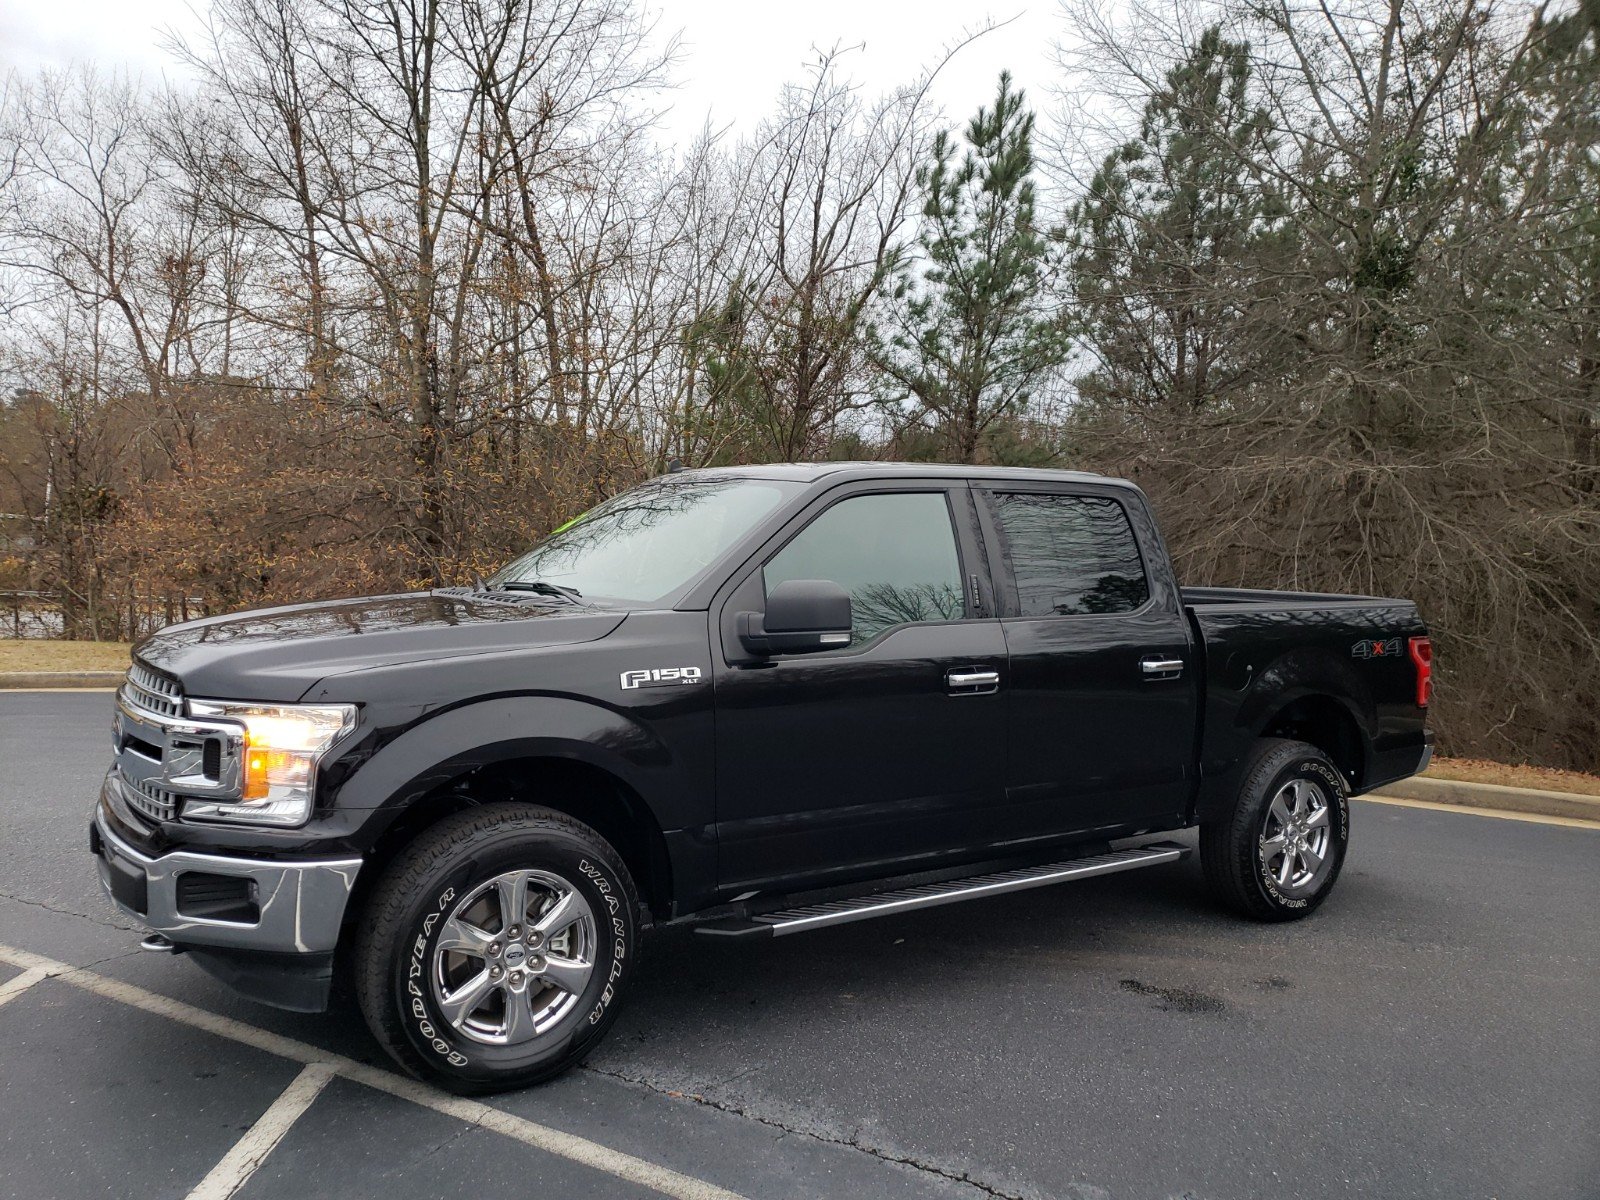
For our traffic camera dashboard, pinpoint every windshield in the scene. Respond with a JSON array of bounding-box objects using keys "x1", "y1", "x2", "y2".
[{"x1": 490, "y1": 477, "x2": 799, "y2": 606}]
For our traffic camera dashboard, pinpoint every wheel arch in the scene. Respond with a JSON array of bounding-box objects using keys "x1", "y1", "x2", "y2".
[
  {"x1": 1195, "y1": 661, "x2": 1377, "y2": 825},
  {"x1": 333, "y1": 696, "x2": 692, "y2": 932},
  {"x1": 1255, "y1": 693, "x2": 1370, "y2": 791},
  {"x1": 348, "y1": 753, "x2": 673, "y2": 924}
]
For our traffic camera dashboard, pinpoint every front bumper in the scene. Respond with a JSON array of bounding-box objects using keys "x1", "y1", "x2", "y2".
[{"x1": 90, "y1": 799, "x2": 362, "y2": 956}]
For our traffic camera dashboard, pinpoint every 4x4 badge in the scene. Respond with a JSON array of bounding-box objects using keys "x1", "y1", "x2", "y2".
[
  {"x1": 1351, "y1": 638, "x2": 1402, "y2": 659},
  {"x1": 620, "y1": 666, "x2": 703, "y2": 690}
]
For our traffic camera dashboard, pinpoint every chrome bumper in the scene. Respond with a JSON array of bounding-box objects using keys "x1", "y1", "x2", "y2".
[{"x1": 91, "y1": 806, "x2": 362, "y2": 954}]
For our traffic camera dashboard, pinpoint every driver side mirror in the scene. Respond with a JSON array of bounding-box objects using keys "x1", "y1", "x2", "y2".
[{"x1": 737, "y1": 579, "x2": 852, "y2": 656}]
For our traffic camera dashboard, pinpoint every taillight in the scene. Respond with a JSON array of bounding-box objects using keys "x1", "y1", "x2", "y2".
[{"x1": 1409, "y1": 636, "x2": 1433, "y2": 707}]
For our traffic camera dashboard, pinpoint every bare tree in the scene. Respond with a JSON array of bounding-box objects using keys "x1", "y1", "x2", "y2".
[
  {"x1": 710, "y1": 45, "x2": 964, "y2": 459},
  {"x1": 6, "y1": 70, "x2": 217, "y2": 465}
]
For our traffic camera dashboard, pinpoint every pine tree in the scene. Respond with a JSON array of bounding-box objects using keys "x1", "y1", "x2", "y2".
[
  {"x1": 874, "y1": 73, "x2": 1070, "y2": 463},
  {"x1": 1069, "y1": 25, "x2": 1286, "y2": 413}
]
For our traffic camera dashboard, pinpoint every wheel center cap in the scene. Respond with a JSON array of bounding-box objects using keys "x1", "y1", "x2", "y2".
[{"x1": 503, "y1": 943, "x2": 527, "y2": 968}]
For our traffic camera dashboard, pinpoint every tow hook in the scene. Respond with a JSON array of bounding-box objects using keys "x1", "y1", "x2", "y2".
[{"x1": 139, "y1": 933, "x2": 183, "y2": 954}]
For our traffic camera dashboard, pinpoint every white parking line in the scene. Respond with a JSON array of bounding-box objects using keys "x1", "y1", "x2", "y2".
[
  {"x1": 185, "y1": 1062, "x2": 336, "y2": 1200},
  {"x1": 1358, "y1": 795, "x2": 1600, "y2": 829},
  {"x1": 0, "y1": 943, "x2": 747, "y2": 1200},
  {"x1": 0, "y1": 966, "x2": 49, "y2": 1008}
]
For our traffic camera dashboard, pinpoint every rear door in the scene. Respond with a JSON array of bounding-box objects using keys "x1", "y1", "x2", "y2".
[
  {"x1": 711, "y1": 482, "x2": 1008, "y2": 893},
  {"x1": 976, "y1": 484, "x2": 1197, "y2": 836}
]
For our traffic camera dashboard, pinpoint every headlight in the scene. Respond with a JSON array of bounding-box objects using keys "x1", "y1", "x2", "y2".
[{"x1": 184, "y1": 701, "x2": 357, "y2": 826}]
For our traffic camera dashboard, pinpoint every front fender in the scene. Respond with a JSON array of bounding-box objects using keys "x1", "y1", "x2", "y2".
[{"x1": 329, "y1": 694, "x2": 704, "y2": 838}]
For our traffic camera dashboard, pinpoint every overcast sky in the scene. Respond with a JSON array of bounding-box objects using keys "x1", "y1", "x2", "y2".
[{"x1": 0, "y1": 0, "x2": 1068, "y2": 146}]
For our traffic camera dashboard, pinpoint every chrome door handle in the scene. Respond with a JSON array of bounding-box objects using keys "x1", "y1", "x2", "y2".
[
  {"x1": 947, "y1": 669, "x2": 1000, "y2": 694},
  {"x1": 1141, "y1": 657, "x2": 1184, "y2": 677}
]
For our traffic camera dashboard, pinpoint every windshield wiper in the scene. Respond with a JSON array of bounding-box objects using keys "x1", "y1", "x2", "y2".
[{"x1": 496, "y1": 579, "x2": 585, "y2": 603}]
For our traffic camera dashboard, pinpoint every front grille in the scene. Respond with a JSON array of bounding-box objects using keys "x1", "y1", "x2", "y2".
[
  {"x1": 125, "y1": 661, "x2": 183, "y2": 718},
  {"x1": 127, "y1": 776, "x2": 181, "y2": 823}
]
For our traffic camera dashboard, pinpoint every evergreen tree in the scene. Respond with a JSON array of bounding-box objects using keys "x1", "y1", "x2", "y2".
[
  {"x1": 1069, "y1": 25, "x2": 1287, "y2": 413},
  {"x1": 875, "y1": 73, "x2": 1069, "y2": 463}
]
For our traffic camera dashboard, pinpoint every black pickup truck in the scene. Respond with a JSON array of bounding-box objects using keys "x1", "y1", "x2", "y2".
[{"x1": 92, "y1": 463, "x2": 1433, "y2": 1091}]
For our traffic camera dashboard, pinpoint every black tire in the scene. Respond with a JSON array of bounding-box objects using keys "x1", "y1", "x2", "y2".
[
  {"x1": 353, "y1": 803, "x2": 638, "y2": 1094},
  {"x1": 1200, "y1": 738, "x2": 1350, "y2": 922}
]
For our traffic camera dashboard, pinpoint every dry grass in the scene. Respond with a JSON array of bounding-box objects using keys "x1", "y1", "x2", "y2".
[
  {"x1": 0, "y1": 639, "x2": 131, "y2": 674},
  {"x1": 1426, "y1": 756, "x2": 1600, "y2": 798}
]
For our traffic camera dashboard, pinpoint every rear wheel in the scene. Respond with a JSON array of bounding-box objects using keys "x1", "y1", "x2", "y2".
[
  {"x1": 1201, "y1": 738, "x2": 1349, "y2": 921},
  {"x1": 354, "y1": 803, "x2": 638, "y2": 1093}
]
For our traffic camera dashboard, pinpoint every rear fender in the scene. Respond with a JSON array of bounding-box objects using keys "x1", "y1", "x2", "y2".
[{"x1": 1194, "y1": 647, "x2": 1376, "y2": 824}]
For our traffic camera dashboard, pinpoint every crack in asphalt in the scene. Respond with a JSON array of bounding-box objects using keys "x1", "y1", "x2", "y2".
[
  {"x1": 76, "y1": 946, "x2": 144, "y2": 971},
  {"x1": 7, "y1": 943, "x2": 144, "y2": 980},
  {"x1": 411, "y1": 1119, "x2": 477, "y2": 1165},
  {"x1": 0, "y1": 889, "x2": 140, "y2": 932},
  {"x1": 579, "y1": 1062, "x2": 1028, "y2": 1200}
]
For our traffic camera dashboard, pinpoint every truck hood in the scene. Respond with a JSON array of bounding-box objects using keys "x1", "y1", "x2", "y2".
[{"x1": 133, "y1": 591, "x2": 626, "y2": 702}]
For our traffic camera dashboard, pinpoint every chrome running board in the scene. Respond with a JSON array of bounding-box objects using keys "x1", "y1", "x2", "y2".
[{"x1": 694, "y1": 842, "x2": 1189, "y2": 938}]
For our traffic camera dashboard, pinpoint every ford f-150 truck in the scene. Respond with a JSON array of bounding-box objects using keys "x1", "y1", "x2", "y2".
[{"x1": 91, "y1": 463, "x2": 1433, "y2": 1091}]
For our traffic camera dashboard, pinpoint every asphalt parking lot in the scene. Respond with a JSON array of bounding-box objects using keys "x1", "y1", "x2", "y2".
[{"x1": 1, "y1": 690, "x2": 1596, "y2": 1200}]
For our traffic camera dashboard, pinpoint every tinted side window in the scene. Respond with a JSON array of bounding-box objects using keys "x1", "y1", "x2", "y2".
[
  {"x1": 990, "y1": 493, "x2": 1149, "y2": 616},
  {"x1": 764, "y1": 492, "x2": 963, "y2": 646}
]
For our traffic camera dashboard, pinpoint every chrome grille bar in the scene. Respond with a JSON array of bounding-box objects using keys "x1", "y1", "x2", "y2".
[
  {"x1": 127, "y1": 776, "x2": 181, "y2": 823},
  {"x1": 112, "y1": 687, "x2": 245, "y2": 828},
  {"x1": 125, "y1": 661, "x2": 183, "y2": 718},
  {"x1": 115, "y1": 659, "x2": 210, "y2": 825}
]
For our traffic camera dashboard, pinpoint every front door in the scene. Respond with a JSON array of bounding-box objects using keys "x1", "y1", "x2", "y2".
[{"x1": 712, "y1": 485, "x2": 1008, "y2": 893}]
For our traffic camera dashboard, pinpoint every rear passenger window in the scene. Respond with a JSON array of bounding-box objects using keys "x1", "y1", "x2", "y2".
[
  {"x1": 764, "y1": 492, "x2": 964, "y2": 646},
  {"x1": 989, "y1": 493, "x2": 1149, "y2": 616}
]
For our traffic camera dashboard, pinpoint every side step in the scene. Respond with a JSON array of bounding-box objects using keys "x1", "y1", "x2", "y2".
[{"x1": 694, "y1": 842, "x2": 1189, "y2": 938}]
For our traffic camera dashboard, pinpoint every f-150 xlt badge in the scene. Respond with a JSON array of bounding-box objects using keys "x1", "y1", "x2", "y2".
[
  {"x1": 1351, "y1": 638, "x2": 1402, "y2": 659},
  {"x1": 620, "y1": 666, "x2": 703, "y2": 690}
]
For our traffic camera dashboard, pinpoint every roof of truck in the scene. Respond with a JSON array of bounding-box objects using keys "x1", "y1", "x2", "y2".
[{"x1": 666, "y1": 461, "x2": 1131, "y2": 488}]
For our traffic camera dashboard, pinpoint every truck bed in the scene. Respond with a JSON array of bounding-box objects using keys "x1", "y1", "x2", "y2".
[
  {"x1": 1182, "y1": 585, "x2": 1392, "y2": 609},
  {"x1": 1180, "y1": 585, "x2": 1430, "y2": 802}
]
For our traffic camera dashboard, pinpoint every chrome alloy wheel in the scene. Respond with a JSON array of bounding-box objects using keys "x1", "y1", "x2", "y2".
[
  {"x1": 1258, "y1": 778, "x2": 1334, "y2": 898},
  {"x1": 431, "y1": 869, "x2": 597, "y2": 1046}
]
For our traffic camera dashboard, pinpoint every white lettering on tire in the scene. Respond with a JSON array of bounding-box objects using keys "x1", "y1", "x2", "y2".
[
  {"x1": 407, "y1": 867, "x2": 632, "y2": 1062},
  {"x1": 1258, "y1": 761, "x2": 1345, "y2": 908}
]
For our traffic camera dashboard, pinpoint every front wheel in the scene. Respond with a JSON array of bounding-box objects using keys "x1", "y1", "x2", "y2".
[
  {"x1": 354, "y1": 804, "x2": 638, "y2": 1093},
  {"x1": 1201, "y1": 738, "x2": 1350, "y2": 921}
]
